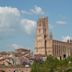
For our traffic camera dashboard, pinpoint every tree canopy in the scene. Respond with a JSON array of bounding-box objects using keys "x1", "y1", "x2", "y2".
[{"x1": 31, "y1": 56, "x2": 72, "y2": 72}]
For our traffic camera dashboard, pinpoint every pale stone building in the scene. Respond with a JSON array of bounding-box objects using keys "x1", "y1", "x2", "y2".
[{"x1": 35, "y1": 17, "x2": 72, "y2": 59}]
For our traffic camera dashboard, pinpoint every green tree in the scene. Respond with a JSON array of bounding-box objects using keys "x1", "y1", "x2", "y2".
[{"x1": 31, "y1": 56, "x2": 72, "y2": 72}]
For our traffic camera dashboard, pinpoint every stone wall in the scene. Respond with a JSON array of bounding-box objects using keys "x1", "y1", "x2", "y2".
[{"x1": 0, "y1": 67, "x2": 31, "y2": 72}]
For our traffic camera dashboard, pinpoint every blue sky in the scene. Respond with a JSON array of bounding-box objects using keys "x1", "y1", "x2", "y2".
[{"x1": 0, "y1": 0, "x2": 72, "y2": 52}]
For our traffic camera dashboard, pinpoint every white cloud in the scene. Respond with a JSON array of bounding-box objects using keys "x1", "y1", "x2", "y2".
[
  {"x1": 0, "y1": 6, "x2": 36, "y2": 34},
  {"x1": 10, "y1": 44, "x2": 23, "y2": 49},
  {"x1": 62, "y1": 36, "x2": 72, "y2": 42},
  {"x1": 0, "y1": 6, "x2": 20, "y2": 16},
  {"x1": 30, "y1": 5, "x2": 44, "y2": 15},
  {"x1": 21, "y1": 5, "x2": 45, "y2": 16},
  {"x1": 20, "y1": 19, "x2": 36, "y2": 34},
  {"x1": 21, "y1": 10, "x2": 32, "y2": 15},
  {"x1": 0, "y1": 6, "x2": 20, "y2": 32},
  {"x1": 56, "y1": 20, "x2": 66, "y2": 25}
]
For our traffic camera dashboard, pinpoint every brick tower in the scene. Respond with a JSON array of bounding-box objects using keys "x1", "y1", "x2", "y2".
[{"x1": 35, "y1": 17, "x2": 48, "y2": 56}]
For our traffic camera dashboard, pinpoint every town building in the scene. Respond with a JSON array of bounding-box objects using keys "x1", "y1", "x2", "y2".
[
  {"x1": 0, "y1": 48, "x2": 32, "y2": 72},
  {"x1": 0, "y1": 48, "x2": 33, "y2": 66},
  {"x1": 35, "y1": 17, "x2": 72, "y2": 59}
]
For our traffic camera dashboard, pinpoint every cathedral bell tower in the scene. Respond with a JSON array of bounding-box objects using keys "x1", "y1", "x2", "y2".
[{"x1": 35, "y1": 17, "x2": 48, "y2": 56}]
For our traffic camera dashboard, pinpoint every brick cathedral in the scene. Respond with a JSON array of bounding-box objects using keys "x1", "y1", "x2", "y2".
[{"x1": 35, "y1": 17, "x2": 72, "y2": 59}]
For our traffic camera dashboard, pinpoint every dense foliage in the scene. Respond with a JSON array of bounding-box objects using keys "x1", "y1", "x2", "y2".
[{"x1": 31, "y1": 56, "x2": 72, "y2": 72}]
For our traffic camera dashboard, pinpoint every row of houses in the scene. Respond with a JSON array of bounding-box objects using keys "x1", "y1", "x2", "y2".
[{"x1": 0, "y1": 48, "x2": 33, "y2": 67}]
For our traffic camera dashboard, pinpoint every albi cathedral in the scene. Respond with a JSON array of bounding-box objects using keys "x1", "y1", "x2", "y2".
[{"x1": 35, "y1": 17, "x2": 72, "y2": 60}]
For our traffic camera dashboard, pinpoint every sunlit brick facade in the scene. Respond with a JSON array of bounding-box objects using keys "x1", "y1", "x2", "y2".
[{"x1": 35, "y1": 17, "x2": 72, "y2": 59}]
